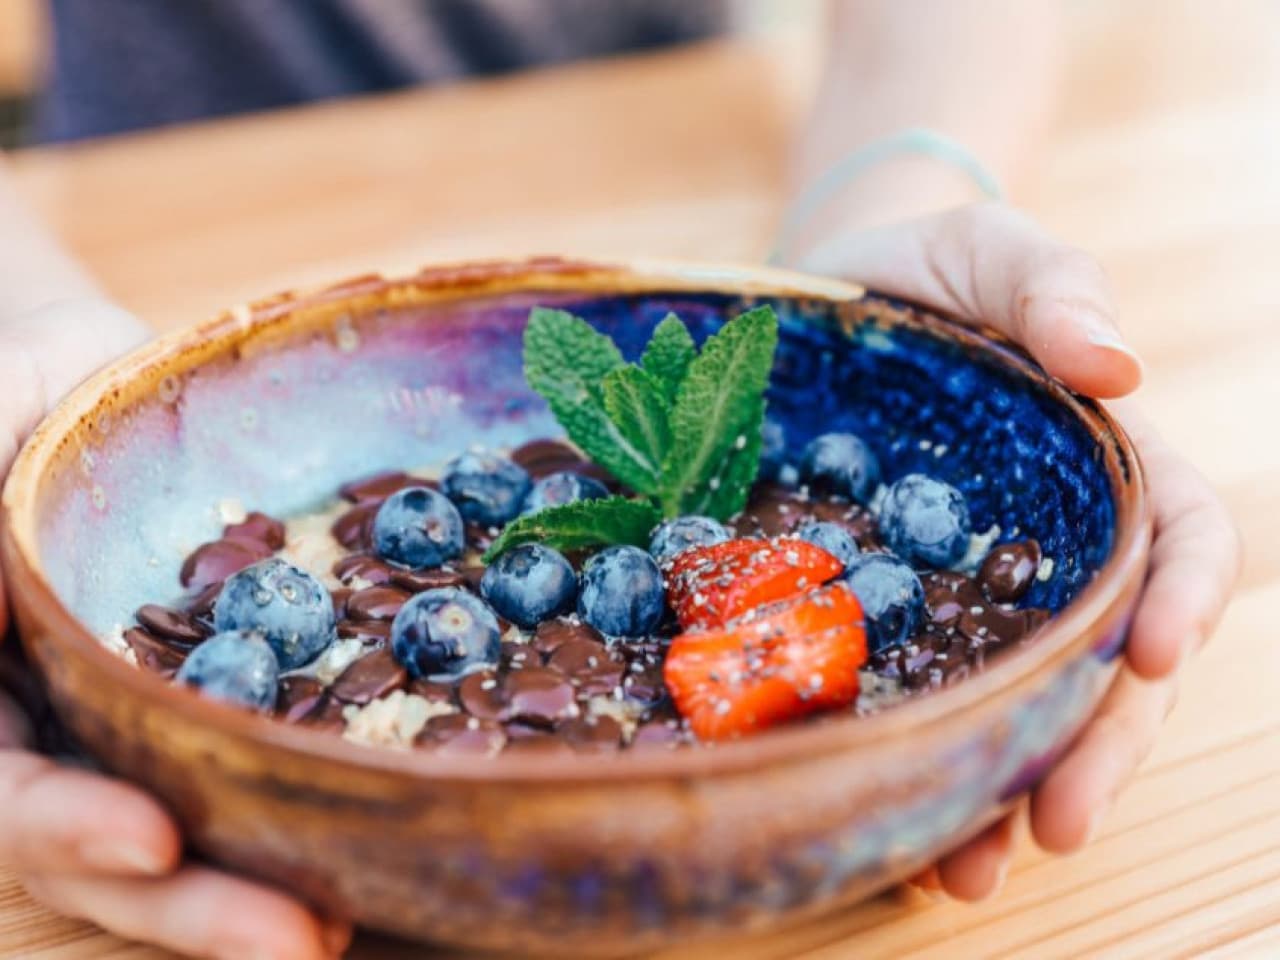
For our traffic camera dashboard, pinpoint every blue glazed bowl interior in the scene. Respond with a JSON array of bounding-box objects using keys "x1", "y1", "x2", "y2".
[{"x1": 37, "y1": 288, "x2": 1113, "y2": 635}]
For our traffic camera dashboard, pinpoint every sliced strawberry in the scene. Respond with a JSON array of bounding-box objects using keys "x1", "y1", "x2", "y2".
[
  {"x1": 664, "y1": 537, "x2": 844, "y2": 631},
  {"x1": 663, "y1": 584, "x2": 867, "y2": 741}
]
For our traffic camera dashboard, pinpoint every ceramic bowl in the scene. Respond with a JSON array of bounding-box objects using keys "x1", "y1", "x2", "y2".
[{"x1": 1, "y1": 258, "x2": 1149, "y2": 955}]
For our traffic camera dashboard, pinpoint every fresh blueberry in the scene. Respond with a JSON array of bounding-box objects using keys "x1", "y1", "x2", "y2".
[
  {"x1": 441, "y1": 449, "x2": 532, "y2": 526},
  {"x1": 759, "y1": 418, "x2": 793, "y2": 483},
  {"x1": 372, "y1": 486, "x2": 465, "y2": 568},
  {"x1": 648, "y1": 515, "x2": 730, "y2": 563},
  {"x1": 213, "y1": 558, "x2": 335, "y2": 669},
  {"x1": 176, "y1": 630, "x2": 279, "y2": 711},
  {"x1": 799, "y1": 432, "x2": 881, "y2": 503},
  {"x1": 879, "y1": 473, "x2": 972, "y2": 568},
  {"x1": 390, "y1": 587, "x2": 501, "y2": 680},
  {"x1": 841, "y1": 553, "x2": 925, "y2": 652},
  {"x1": 480, "y1": 543, "x2": 577, "y2": 629},
  {"x1": 578, "y1": 545, "x2": 665, "y2": 637},
  {"x1": 795, "y1": 520, "x2": 860, "y2": 569},
  {"x1": 521, "y1": 471, "x2": 609, "y2": 515}
]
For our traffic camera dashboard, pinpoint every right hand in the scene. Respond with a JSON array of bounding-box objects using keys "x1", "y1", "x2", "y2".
[{"x1": 0, "y1": 300, "x2": 352, "y2": 960}]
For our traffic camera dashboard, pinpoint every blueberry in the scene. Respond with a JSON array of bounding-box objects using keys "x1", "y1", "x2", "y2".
[
  {"x1": 521, "y1": 471, "x2": 609, "y2": 515},
  {"x1": 795, "y1": 520, "x2": 860, "y2": 568},
  {"x1": 841, "y1": 553, "x2": 925, "y2": 652},
  {"x1": 441, "y1": 450, "x2": 531, "y2": 526},
  {"x1": 879, "y1": 473, "x2": 972, "y2": 568},
  {"x1": 480, "y1": 544, "x2": 577, "y2": 629},
  {"x1": 759, "y1": 418, "x2": 792, "y2": 483},
  {"x1": 799, "y1": 432, "x2": 881, "y2": 503},
  {"x1": 176, "y1": 630, "x2": 279, "y2": 711},
  {"x1": 390, "y1": 587, "x2": 501, "y2": 679},
  {"x1": 213, "y1": 558, "x2": 335, "y2": 669},
  {"x1": 372, "y1": 486, "x2": 465, "y2": 568},
  {"x1": 578, "y1": 545, "x2": 665, "y2": 637},
  {"x1": 648, "y1": 515, "x2": 730, "y2": 563}
]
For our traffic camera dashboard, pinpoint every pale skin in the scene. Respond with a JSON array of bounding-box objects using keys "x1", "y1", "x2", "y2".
[{"x1": 0, "y1": 1, "x2": 1241, "y2": 957}]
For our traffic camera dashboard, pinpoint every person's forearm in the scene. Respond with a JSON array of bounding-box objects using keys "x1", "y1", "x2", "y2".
[
  {"x1": 790, "y1": 0, "x2": 1061, "y2": 241},
  {"x1": 0, "y1": 155, "x2": 105, "y2": 318},
  {"x1": 0, "y1": 155, "x2": 146, "y2": 400}
]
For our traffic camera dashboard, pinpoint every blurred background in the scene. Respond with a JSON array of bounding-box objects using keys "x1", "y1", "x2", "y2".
[{"x1": 1, "y1": 1, "x2": 1278, "y2": 957}]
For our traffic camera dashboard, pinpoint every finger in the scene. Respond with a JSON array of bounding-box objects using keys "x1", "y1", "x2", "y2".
[
  {"x1": 1113, "y1": 407, "x2": 1243, "y2": 679},
  {"x1": 0, "y1": 750, "x2": 181, "y2": 876},
  {"x1": 23, "y1": 864, "x2": 351, "y2": 960},
  {"x1": 1030, "y1": 669, "x2": 1177, "y2": 853},
  {"x1": 936, "y1": 813, "x2": 1016, "y2": 902},
  {"x1": 798, "y1": 202, "x2": 1144, "y2": 399}
]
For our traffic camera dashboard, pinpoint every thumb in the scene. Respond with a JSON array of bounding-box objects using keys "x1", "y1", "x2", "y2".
[{"x1": 795, "y1": 202, "x2": 1144, "y2": 399}]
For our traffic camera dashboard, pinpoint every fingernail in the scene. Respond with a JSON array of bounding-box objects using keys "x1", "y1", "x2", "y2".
[
  {"x1": 992, "y1": 858, "x2": 1010, "y2": 895},
  {"x1": 1077, "y1": 311, "x2": 1141, "y2": 362},
  {"x1": 81, "y1": 839, "x2": 166, "y2": 875}
]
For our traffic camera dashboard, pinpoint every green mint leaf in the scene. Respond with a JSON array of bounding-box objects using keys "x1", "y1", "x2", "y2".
[
  {"x1": 524, "y1": 307, "x2": 624, "y2": 399},
  {"x1": 524, "y1": 309, "x2": 660, "y2": 494},
  {"x1": 660, "y1": 306, "x2": 779, "y2": 519},
  {"x1": 602, "y1": 366, "x2": 672, "y2": 470},
  {"x1": 482, "y1": 497, "x2": 661, "y2": 562},
  {"x1": 696, "y1": 395, "x2": 765, "y2": 518},
  {"x1": 640, "y1": 313, "x2": 697, "y2": 405}
]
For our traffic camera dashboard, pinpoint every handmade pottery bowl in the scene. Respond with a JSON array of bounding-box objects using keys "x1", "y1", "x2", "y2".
[{"x1": 1, "y1": 258, "x2": 1149, "y2": 955}]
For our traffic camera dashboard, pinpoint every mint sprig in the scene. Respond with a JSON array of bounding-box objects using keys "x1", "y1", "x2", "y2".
[
  {"x1": 489, "y1": 305, "x2": 780, "y2": 561},
  {"x1": 482, "y1": 497, "x2": 661, "y2": 562}
]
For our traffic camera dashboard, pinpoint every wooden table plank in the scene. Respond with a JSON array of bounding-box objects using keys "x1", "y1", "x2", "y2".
[{"x1": 2, "y1": 4, "x2": 1277, "y2": 957}]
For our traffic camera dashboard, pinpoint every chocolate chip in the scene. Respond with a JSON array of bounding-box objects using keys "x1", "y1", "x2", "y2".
[
  {"x1": 304, "y1": 695, "x2": 348, "y2": 732},
  {"x1": 503, "y1": 728, "x2": 574, "y2": 755},
  {"x1": 337, "y1": 620, "x2": 391, "y2": 644},
  {"x1": 561, "y1": 714, "x2": 623, "y2": 753},
  {"x1": 329, "y1": 647, "x2": 408, "y2": 705},
  {"x1": 978, "y1": 540, "x2": 1042, "y2": 603},
  {"x1": 631, "y1": 719, "x2": 684, "y2": 749},
  {"x1": 547, "y1": 639, "x2": 625, "y2": 696},
  {"x1": 184, "y1": 581, "x2": 224, "y2": 619},
  {"x1": 923, "y1": 571, "x2": 986, "y2": 626},
  {"x1": 277, "y1": 676, "x2": 326, "y2": 723},
  {"x1": 458, "y1": 566, "x2": 487, "y2": 591},
  {"x1": 125, "y1": 627, "x2": 187, "y2": 678},
  {"x1": 506, "y1": 437, "x2": 591, "y2": 478},
  {"x1": 505, "y1": 667, "x2": 578, "y2": 727},
  {"x1": 390, "y1": 566, "x2": 468, "y2": 593},
  {"x1": 957, "y1": 605, "x2": 1029, "y2": 648},
  {"x1": 500, "y1": 641, "x2": 536, "y2": 672},
  {"x1": 734, "y1": 483, "x2": 879, "y2": 545},
  {"x1": 332, "y1": 588, "x2": 351, "y2": 620},
  {"x1": 135, "y1": 604, "x2": 210, "y2": 647},
  {"x1": 223, "y1": 511, "x2": 286, "y2": 550},
  {"x1": 533, "y1": 617, "x2": 603, "y2": 656},
  {"x1": 333, "y1": 554, "x2": 396, "y2": 586},
  {"x1": 344, "y1": 585, "x2": 411, "y2": 621},
  {"x1": 339, "y1": 471, "x2": 429, "y2": 504},
  {"x1": 621, "y1": 662, "x2": 667, "y2": 708},
  {"x1": 465, "y1": 522, "x2": 497, "y2": 553},
  {"x1": 331, "y1": 503, "x2": 378, "y2": 551},
  {"x1": 180, "y1": 538, "x2": 272, "y2": 591},
  {"x1": 409, "y1": 678, "x2": 456, "y2": 705},
  {"x1": 457, "y1": 669, "x2": 507, "y2": 720},
  {"x1": 417, "y1": 714, "x2": 505, "y2": 755}
]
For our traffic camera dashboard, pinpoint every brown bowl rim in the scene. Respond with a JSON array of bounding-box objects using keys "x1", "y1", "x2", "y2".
[{"x1": 1, "y1": 256, "x2": 1151, "y2": 784}]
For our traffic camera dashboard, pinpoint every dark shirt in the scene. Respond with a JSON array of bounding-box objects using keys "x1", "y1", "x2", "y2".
[{"x1": 36, "y1": 0, "x2": 729, "y2": 142}]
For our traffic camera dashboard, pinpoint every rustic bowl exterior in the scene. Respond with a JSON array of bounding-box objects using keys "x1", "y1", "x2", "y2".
[{"x1": 1, "y1": 259, "x2": 1149, "y2": 955}]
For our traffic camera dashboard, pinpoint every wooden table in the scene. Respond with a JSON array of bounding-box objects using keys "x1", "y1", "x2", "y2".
[{"x1": 4, "y1": 5, "x2": 1279, "y2": 957}]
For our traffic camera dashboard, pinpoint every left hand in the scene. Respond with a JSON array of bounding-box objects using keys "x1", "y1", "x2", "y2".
[{"x1": 794, "y1": 202, "x2": 1242, "y2": 900}]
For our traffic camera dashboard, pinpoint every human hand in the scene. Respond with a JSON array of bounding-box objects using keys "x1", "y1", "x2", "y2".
[
  {"x1": 793, "y1": 203, "x2": 1242, "y2": 900},
  {"x1": 0, "y1": 300, "x2": 353, "y2": 959}
]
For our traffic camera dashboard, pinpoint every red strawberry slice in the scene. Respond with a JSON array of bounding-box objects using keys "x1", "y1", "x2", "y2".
[
  {"x1": 664, "y1": 537, "x2": 844, "y2": 631},
  {"x1": 663, "y1": 584, "x2": 867, "y2": 741}
]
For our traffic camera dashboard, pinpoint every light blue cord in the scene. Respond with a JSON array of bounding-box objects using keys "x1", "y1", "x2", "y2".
[{"x1": 768, "y1": 127, "x2": 1004, "y2": 265}]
